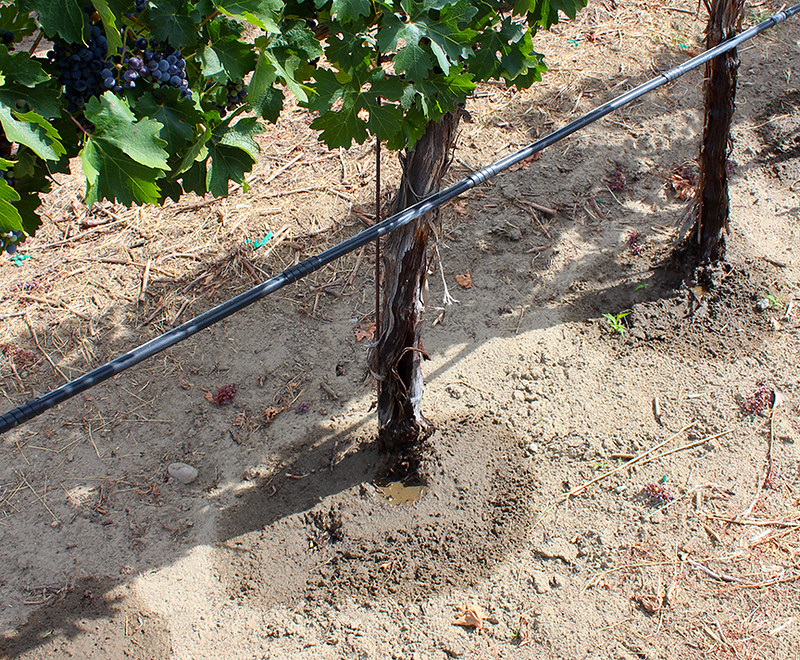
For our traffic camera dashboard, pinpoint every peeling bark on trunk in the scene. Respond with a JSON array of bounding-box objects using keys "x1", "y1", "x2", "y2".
[
  {"x1": 371, "y1": 111, "x2": 461, "y2": 459},
  {"x1": 692, "y1": 0, "x2": 744, "y2": 263}
]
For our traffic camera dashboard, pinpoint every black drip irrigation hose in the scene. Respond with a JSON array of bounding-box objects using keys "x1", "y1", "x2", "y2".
[{"x1": 2, "y1": 4, "x2": 799, "y2": 434}]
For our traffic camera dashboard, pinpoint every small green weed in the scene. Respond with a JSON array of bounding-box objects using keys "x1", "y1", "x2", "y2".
[
  {"x1": 765, "y1": 293, "x2": 783, "y2": 309},
  {"x1": 602, "y1": 311, "x2": 630, "y2": 335}
]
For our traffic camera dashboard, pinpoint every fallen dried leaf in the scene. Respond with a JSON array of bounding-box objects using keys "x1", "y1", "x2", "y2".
[
  {"x1": 355, "y1": 322, "x2": 376, "y2": 342},
  {"x1": 508, "y1": 152, "x2": 541, "y2": 172},
  {"x1": 452, "y1": 604, "x2": 496, "y2": 629},
  {"x1": 204, "y1": 391, "x2": 214, "y2": 403},
  {"x1": 264, "y1": 407, "x2": 286, "y2": 423},
  {"x1": 451, "y1": 200, "x2": 469, "y2": 215},
  {"x1": 454, "y1": 271, "x2": 472, "y2": 289},
  {"x1": 669, "y1": 165, "x2": 697, "y2": 200}
]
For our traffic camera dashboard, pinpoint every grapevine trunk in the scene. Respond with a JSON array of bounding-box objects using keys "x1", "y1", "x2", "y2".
[
  {"x1": 372, "y1": 111, "x2": 461, "y2": 468},
  {"x1": 692, "y1": 0, "x2": 745, "y2": 263}
]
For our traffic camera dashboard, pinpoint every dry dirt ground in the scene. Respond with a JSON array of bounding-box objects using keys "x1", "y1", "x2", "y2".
[{"x1": 2, "y1": 2, "x2": 800, "y2": 658}]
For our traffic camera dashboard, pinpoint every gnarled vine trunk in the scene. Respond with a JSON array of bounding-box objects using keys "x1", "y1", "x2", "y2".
[
  {"x1": 371, "y1": 111, "x2": 461, "y2": 460},
  {"x1": 691, "y1": 0, "x2": 745, "y2": 263}
]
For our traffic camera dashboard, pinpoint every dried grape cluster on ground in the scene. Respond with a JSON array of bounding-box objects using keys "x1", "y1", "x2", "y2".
[{"x1": 1, "y1": 2, "x2": 800, "y2": 659}]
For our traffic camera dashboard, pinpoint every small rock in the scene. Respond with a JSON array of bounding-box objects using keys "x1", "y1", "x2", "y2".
[
  {"x1": 756, "y1": 297, "x2": 771, "y2": 311},
  {"x1": 168, "y1": 462, "x2": 199, "y2": 485},
  {"x1": 531, "y1": 570, "x2": 551, "y2": 593},
  {"x1": 533, "y1": 537, "x2": 579, "y2": 564}
]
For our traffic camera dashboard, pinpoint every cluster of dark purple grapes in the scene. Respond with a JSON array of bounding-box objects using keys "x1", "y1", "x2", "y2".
[
  {"x1": 48, "y1": 25, "x2": 191, "y2": 111},
  {"x1": 210, "y1": 79, "x2": 247, "y2": 117},
  {"x1": 2, "y1": 30, "x2": 14, "y2": 45},
  {"x1": 225, "y1": 79, "x2": 247, "y2": 110},
  {"x1": 0, "y1": 229, "x2": 25, "y2": 255},
  {"x1": 48, "y1": 25, "x2": 110, "y2": 113},
  {"x1": 134, "y1": 0, "x2": 147, "y2": 11},
  {"x1": 122, "y1": 38, "x2": 191, "y2": 99},
  {"x1": 0, "y1": 132, "x2": 23, "y2": 254}
]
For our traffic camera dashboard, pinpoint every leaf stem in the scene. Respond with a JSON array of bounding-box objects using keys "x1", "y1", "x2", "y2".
[
  {"x1": 27, "y1": 29, "x2": 43, "y2": 55},
  {"x1": 199, "y1": 9, "x2": 219, "y2": 30}
]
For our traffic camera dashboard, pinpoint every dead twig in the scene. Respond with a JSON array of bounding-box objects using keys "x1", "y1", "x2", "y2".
[{"x1": 563, "y1": 422, "x2": 696, "y2": 500}]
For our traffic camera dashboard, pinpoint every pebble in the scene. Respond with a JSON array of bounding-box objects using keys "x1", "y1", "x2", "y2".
[{"x1": 168, "y1": 462, "x2": 199, "y2": 484}]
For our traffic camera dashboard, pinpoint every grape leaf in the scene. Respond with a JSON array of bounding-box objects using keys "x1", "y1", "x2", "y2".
[
  {"x1": 84, "y1": 94, "x2": 169, "y2": 169},
  {"x1": 202, "y1": 37, "x2": 257, "y2": 80},
  {"x1": 395, "y1": 42, "x2": 432, "y2": 79},
  {"x1": 19, "y1": 0, "x2": 84, "y2": 44},
  {"x1": 146, "y1": 0, "x2": 201, "y2": 48},
  {"x1": 0, "y1": 46, "x2": 50, "y2": 87},
  {"x1": 364, "y1": 100, "x2": 404, "y2": 147},
  {"x1": 0, "y1": 106, "x2": 65, "y2": 161},
  {"x1": 249, "y1": 45, "x2": 285, "y2": 121},
  {"x1": 90, "y1": 0, "x2": 122, "y2": 56},
  {"x1": 175, "y1": 126, "x2": 211, "y2": 176},
  {"x1": 217, "y1": 117, "x2": 262, "y2": 159},
  {"x1": 263, "y1": 51, "x2": 311, "y2": 103},
  {"x1": 332, "y1": 0, "x2": 371, "y2": 23},
  {"x1": 132, "y1": 91, "x2": 203, "y2": 154},
  {"x1": 0, "y1": 4, "x2": 36, "y2": 39},
  {"x1": 310, "y1": 104, "x2": 368, "y2": 149},
  {"x1": 0, "y1": 177, "x2": 23, "y2": 231},
  {"x1": 213, "y1": 0, "x2": 281, "y2": 32},
  {"x1": 0, "y1": 82, "x2": 61, "y2": 118},
  {"x1": 206, "y1": 142, "x2": 256, "y2": 196},
  {"x1": 81, "y1": 139, "x2": 163, "y2": 206}
]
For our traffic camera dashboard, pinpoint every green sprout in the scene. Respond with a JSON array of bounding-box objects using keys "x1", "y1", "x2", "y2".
[
  {"x1": 602, "y1": 311, "x2": 631, "y2": 336},
  {"x1": 635, "y1": 283, "x2": 649, "y2": 291},
  {"x1": 765, "y1": 293, "x2": 783, "y2": 309}
]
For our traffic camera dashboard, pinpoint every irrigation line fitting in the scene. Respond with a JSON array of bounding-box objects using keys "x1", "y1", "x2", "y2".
[{"x1": 2, "y1": 3, "x2": 799, "y2": 434}]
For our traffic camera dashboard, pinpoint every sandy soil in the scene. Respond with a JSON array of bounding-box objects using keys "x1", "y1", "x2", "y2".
[{"x1": 1, "y1": 2, "x2": 799, "y2": 658}]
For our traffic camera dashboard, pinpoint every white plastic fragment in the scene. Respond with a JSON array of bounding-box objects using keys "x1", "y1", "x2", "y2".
[{"x1": 168, "y1": 462, "x2": 199, "y2": 484}]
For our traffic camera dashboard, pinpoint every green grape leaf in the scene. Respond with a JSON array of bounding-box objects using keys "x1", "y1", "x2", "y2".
[
  {"x1": 263, "y1": 51, "x2": 311, "y2": 103},
  {"x1": 84, "y1": 93, "x2": 169, "y2": 170},
  {"x1": 175, "y1": 127, "x2": 211, "y2": 175},
  {"x1": 202, "y1": 37, "x2": 256, "y2": 80},
  {"x1": 0, "y1": 5, "x2": 37, "y2": 40},
  {"x1": 249, "y1": 45, "x2": 285, "y2": 121},
  {"x1": 216, "y1": 117, "x2": 262, "y2": 159},
  {"x1": 0, "y1": 46, "x2": 50, "y2": 87},
  {"x1": 132, "y1": 91, "x2": 204, "y2": 155},
  {"x1": 307, "y1": 68, "x2": 346, "y2": 114},
  {"x1": 180, "y1": 159, "x2": 208, "y2": 197},
  {"x1": 146, "y1": 0, "x2": 200, "y2": 48},
  {"x1": 213, "y1": 0, "x2": 281, "y2": 32},
  {"x1": 90, "y1": 0, "x2": 122, "y2": 55},
  {"x1": 19, "y1": 0, "x2": 84, "y2": 44},
  {"x1": 81, "y1": 140, "x2": 163, "y2": 206},
  {"x1": 394, "y1": 41, "x2": 433, "y2": 79},
  {"x1": 310, "y1": 104, "x2": 368, "y2": 149},
  {"x1": 250, "y1": 85, "x2": 284, "y2": 122},
  {"x1": 206, "y1": 142, "x2": 256, "y2": 196},
  {"x1": 364, "y1": 100, "x2": 404, "y2": 148},
  {"x1": 0, "y1": 106, "x2": 65, "y2": 161},
  {"x1": 332, "y1": 0, "x2": 371, "y2": 24},
  {"x1": 0, "y1": 178, "x2": 23, "y2": 231},
  {"x1": 0, "y1": 81, "x2": 62, "y2": 118}
]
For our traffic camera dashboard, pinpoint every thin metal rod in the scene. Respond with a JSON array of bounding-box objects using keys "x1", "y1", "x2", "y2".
[
  {"x1": 375, "y1": 114, "x2": 382, "y2": 340},
  {"x1": 2, "y1": 3, "x2": 798, "y2": 435}
]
